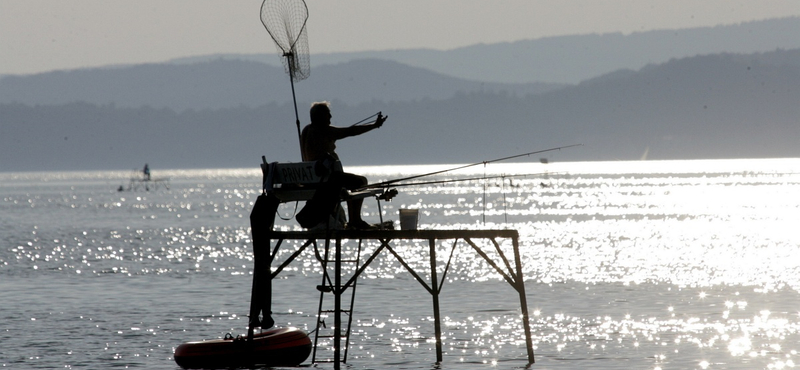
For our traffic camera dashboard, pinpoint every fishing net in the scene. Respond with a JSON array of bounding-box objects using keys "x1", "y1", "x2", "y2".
[{"x1": 260, "y1": 0, "x2": 310, "y2": 81}]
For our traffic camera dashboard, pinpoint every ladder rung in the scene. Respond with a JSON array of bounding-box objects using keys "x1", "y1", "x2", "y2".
[
  {"x1": 314, "y1": 245, "x2": 362, "y2": 365},
  {"x1": 323, "y1": 259, "x2": 359, "y2": 263},
  {"x1": 316, "y1": 289, "x2": 354, "y2": 293}
]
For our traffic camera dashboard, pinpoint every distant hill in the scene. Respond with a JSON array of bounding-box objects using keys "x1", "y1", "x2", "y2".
[
  {"x1": 174, "y1": 17, "x2": 800, "y2": 84},
  {"x1": 3, "y1": 17, "x2": 799, "y2": 113},
  {"x1": 2, "y1": 49, "x2": 798, "y2": 171},
  {"x1": 0, "y1": 59, "x2": 561, "y2": 111}
]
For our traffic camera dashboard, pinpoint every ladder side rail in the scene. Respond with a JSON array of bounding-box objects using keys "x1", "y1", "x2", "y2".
[
  {"x1": 333, "y1": 237, "x2": 342, "y2": 370},
  {"x1": 312, "y1": 236, "x2": 333, "y2": 363},
  {"x1": 342, "y1": 239, "x2": 365, "y2": 362},
  {"x1": 311, "y1": 243, "x2": 328, "y2": 363}
]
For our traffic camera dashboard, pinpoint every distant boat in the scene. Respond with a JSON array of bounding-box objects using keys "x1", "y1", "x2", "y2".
[{"x1": 118, "y1": 166, "x2": 169, "y2": 191}]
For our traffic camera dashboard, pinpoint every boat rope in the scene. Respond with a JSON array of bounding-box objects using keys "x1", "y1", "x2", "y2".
[{"x1": 224, "y1": 332, "x2": 248, "y2": 342}]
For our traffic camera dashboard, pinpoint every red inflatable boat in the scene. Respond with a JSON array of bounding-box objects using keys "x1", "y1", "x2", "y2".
[{"x1": 174, "y1": 327, "x2": 312, "y2": 369}]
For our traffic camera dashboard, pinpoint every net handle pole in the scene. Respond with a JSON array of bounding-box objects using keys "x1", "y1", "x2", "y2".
[{"x1": 286, "y1": 53, "x2": 303, "y2": 156}]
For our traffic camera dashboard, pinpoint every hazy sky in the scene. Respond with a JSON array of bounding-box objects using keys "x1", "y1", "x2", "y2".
[{"x1": 2, "y1": 0, "x2": 799, "y2": 75}]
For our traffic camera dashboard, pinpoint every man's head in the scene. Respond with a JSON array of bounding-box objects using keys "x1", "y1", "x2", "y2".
[{"x1": 310, "y1": 101, "x2": 331, "y2": 125}]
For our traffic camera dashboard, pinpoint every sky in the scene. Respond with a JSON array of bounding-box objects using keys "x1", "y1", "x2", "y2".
[{"x1": 2, "y1": 0, "x2": 800, "y2": 76}]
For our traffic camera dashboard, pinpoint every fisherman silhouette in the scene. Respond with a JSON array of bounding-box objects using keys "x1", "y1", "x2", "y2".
[
  {"x1": 297, "y1": 101, "x2": 387, "y2": 230},
  {"x1": 143, "y1": 164, "x2": 151, "y2": 181}
]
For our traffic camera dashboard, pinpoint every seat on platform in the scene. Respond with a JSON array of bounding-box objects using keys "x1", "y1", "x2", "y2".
[{"x1": 260, "y1": 159, "x2": 386, "y2": 230}]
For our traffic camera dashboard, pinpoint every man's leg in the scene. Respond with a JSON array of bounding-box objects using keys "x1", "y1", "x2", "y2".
[
  {"x1": 347, "y1": 198, "x2": 365, "y2": 223},
  {"x1": 340, "y1": 173, "x2": 368, "y2": 224}
]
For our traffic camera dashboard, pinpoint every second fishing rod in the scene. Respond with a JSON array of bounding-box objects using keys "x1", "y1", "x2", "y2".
[{"x1": 360, "y1": 144, "x2": 581, "y2": 190}]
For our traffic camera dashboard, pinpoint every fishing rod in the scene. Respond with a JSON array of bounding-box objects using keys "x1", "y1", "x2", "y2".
[
  {"x1": 362, "y1": 144, "x2": 582, "y2": 189},
  {"x1": 375, "y1": 171, "x2": 563, "y2": 188},
  {"x1": 349, "y1": 112, "x2": 381, "y2": 127}
]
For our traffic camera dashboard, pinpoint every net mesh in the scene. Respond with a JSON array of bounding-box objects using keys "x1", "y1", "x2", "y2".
[{"x1": 260, "y1": 0, "x2": 310, "y2": 81}]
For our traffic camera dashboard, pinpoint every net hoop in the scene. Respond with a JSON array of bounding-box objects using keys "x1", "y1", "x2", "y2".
[{"x1": 260, "y1": 0, "x2": 310, "y2": 81}]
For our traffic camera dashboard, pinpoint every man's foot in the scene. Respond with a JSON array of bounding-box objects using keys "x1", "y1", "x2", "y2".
[
  {"x1": 346, "y1": 220, "x2": 396, "y2": 230},
  {"x1": 346, "y1": 220, "x2": 379, "y2": 230}
]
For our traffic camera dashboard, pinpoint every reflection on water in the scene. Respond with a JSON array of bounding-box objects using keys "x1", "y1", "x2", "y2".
[{"x1": 1, "y1": 158, "x2": 800, "y2": 369}]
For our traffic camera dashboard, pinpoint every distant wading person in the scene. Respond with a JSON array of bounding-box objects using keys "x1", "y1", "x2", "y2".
[{"x1": 299, "y1": 101, "x2": 387, "y2": 230}]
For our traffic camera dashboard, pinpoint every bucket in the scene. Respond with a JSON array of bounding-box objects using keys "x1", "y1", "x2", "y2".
[{"x1": 399, "y1": 209, "x2": 419, "y2": 230}]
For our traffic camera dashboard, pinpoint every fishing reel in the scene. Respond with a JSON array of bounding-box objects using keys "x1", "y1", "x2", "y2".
[{"x1": 378, "y1": 188, "x2": 398, "y2": 201}]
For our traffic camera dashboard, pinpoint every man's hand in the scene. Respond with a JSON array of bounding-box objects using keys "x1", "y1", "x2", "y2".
[{"x1": 375, "y1": 112, "x2": 388, "y2": 127}]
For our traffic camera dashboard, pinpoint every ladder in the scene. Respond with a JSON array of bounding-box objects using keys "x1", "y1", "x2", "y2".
[{"x1": 311, "y1": 237, "x2": 364, "y2": 363}]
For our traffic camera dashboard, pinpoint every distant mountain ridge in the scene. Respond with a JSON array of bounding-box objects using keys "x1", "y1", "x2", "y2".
[
  {"x1": 0, "y1": 59, "x2": 561, "y2": 111},
  {"x1": 2, "y1": 17, "x2": 799, "y2": 112},
  {"x1": 173, "y1": 16, "x2": 800, "y2": 84},
  {"x1": 2, "y1": 49, "x2": 798, "y2": 171}
]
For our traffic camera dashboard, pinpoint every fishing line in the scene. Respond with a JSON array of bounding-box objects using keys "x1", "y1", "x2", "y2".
[
  {"x1": 482, "y1": 163, "x2": 487, "y2": 225},
  {"x1": 378, "y1": 171, "x2": 559, "y2": 225},
  {"x1": 502, "y1": 175, "x2": 508, "y2": 224}
]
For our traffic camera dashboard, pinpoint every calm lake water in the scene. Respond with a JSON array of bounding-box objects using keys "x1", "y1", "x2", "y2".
[{"x1": 2, "y1": 158, "x2": 800, "y2": 369}]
